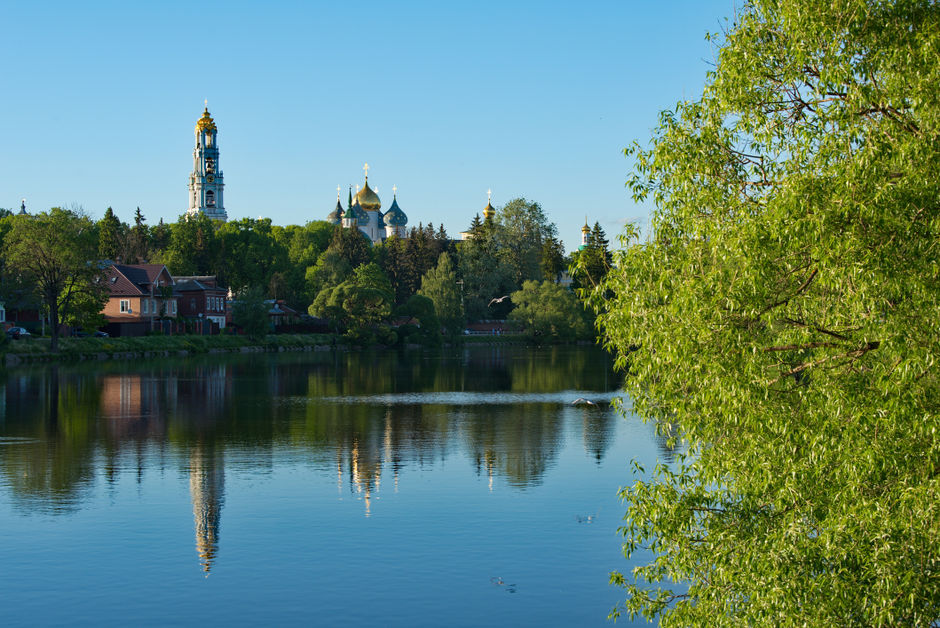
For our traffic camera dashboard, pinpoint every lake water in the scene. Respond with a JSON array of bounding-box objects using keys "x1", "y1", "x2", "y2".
[{"x1": 0, "y1": 346, "x2": 669, "y2": 626}]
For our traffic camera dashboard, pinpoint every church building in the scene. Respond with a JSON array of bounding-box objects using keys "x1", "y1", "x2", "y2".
[
  {"x1": 187, "y1": 104, "x2": 227, "y2": 221},
  {"x1": 328, "y1": 164, "x2": 408, "y2": 244}
]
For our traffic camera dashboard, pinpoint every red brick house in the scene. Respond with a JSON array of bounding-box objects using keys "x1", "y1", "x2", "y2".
[{"x1": 173, "y1": 276, "x2": 228, "y2": 329}]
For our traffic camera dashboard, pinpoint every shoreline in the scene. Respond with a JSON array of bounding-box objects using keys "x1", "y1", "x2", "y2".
[{"x1": 2, "y1": 332, "x2": 573, "y2": 368}]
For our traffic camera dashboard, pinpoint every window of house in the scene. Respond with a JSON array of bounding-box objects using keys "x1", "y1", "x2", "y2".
[
  {"x1": 120, "y1": 299, "x2": 130, "y2": 313},
  {"x1": 0, "y1": 303, "x2": 5, "y2": 323},
  {"x1": 190, "y1": 298, "x2": 196, "y2": 311},
  {"x1": 142, "y1": 299, "x2": 149, "y2": 314},
  {"x1": 171, "y1": 301, "x2": 177, "y2": 315}
]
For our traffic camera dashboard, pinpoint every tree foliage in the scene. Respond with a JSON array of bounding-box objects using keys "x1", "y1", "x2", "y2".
[
  {"x1": 418, "y1": 253, "x2": 464, "y2": 338},
  {"x1": 592, "y1": 1, "x2": 940, "y2": 625},
  {"x1": 231, "y1": 286, "x2": 269, "y2": 339},
  {"x1": 3, "y1": 208, "x2": 106, "y2": 351},
  {"x1": 509, "y1": 280, "x2": 591, "y2": 342}
]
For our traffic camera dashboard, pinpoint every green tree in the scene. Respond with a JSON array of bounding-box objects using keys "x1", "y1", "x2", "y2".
[
  {"x1": 4, "y1": 208, "x2": 106, "y2": 351},
  {"x1": 508, "y1": 280, "x2": 590, "y2": 342},
  {"x1": 395, "y1": 294, "x2": 441, "y2": 346},
  {"x1": 160, "y1": 213, "x2": 220, "y2": 276},
  {"x1": 231, "y1": 286, "x2": 269, "y2": 339},
  {"x1": 216, "y1": 217, "x2": 286, "y2": 292},
  {"x1": 539, "y1": 235, "x2": 566, "y2": 282},
  {"x1": 310, "y1": 262, "x2": 393, "y2": 338},
  {"x1": 418, "y1": 253, "x2": 464, "y2": 338},
  {"x1": 274, "y1": 221, "x2": 333, "y2": 307},
  {"x1": 126, "y1": 207, "x2": 149, "y2": 263},
  {"x1": 97, "y1": 207, "x2": 124, "y2": 262},
  {"x1": 571, "y1": 222, "x2": 611, "y2": 291},
  {"x1": 592, "y1": 1, "x2": 940, "y2": 625},
  {"x1": 496, "y1": 198, "x2": 558, "y2": 287},
  {"x1": 305, "y1": 248, "x2": 352, "y2": 302},
  {"x1": 456, "y1": 218, "x2": 513, "y2": 321},
  {"x1": 328, "y1": 225, "x2": 373, "y2": 270}
]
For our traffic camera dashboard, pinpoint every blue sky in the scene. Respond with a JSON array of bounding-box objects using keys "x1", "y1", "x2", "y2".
[{"x1": 0, "y1": 0, "x2": 733, "y2": 252}]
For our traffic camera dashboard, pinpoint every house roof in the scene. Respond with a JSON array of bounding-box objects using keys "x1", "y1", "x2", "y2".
[
  {"x1": 173, "y1": 275, "x2": 220, "y2": 289},
  {"x1": 106, "y1": 264, "x2": 172, "y2": 297}
]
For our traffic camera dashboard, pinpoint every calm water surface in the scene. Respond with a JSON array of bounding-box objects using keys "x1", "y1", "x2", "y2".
[{"x1": 0, "y1": 346, "x2": 670, "y2": 627}]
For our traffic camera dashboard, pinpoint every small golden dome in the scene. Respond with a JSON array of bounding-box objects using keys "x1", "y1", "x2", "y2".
[
  {"x1": 196, "y1": 107, "x2": 217, "y2": 133},
  {"x1": 483, "y1": 201, "x2": 496, "y2": 220},
  {"x1": 356, "y1": 178, "x2": 382, "y2": 211},
  {"x1": 581, "y1": 222, "x2": 590, "y2": 233}
]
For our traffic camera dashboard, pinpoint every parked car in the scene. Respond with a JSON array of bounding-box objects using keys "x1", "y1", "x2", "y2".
[
  {"x1": 93, "y1": 331, "x2": 109, "y2": 338},
  {"x1": 5, "y1": 327, "x2": 32, "y2": 339}
]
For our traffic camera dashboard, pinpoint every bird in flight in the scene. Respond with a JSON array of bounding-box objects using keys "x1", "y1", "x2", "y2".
[
  {"x1": 488, "y1": 295, "x2": 510, "y2": 306},
  {"x1": 571, "y1": 398, "x2": 597, "y2": 406}
]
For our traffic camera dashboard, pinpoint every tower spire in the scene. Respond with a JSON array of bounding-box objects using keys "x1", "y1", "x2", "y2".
[{"x1": 188, "y1": 104, "x2": 226, "y2": 221}]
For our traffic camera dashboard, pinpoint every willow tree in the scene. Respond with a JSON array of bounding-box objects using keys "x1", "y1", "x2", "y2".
[{"x1": 590, "y1": 1, "x2": 940, "y2": 625}]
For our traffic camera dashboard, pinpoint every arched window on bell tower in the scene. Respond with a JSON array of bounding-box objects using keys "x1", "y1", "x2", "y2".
[{"x1": 206, "y1": 190, "x2": 215, "y2": 207}]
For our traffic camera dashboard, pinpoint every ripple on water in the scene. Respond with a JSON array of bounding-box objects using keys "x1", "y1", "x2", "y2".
[
  {"x1": 0, "y1": 437, "x2": 41, "y2": 445},
  {"x1": 281, "y1": 390, "x2": 623, "y2": 406}
]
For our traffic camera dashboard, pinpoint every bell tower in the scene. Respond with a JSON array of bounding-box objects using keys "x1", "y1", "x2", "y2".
[{"x1": 187, "y1": 102, "x2": 227, "y2": 221}]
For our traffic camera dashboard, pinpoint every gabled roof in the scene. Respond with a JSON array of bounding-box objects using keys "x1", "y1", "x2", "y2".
[{"x1": 106, "y1": 264, "x2": 173, "y2": 296}]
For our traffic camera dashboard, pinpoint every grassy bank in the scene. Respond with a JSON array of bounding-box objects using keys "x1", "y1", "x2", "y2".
[{"x1": 2, "y1": 333, "x2": 338, "y2": 366}]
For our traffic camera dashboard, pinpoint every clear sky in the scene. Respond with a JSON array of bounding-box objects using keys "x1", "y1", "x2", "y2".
[{"x1": 0, "y1": 0, "x2": 733, "y2": 252}]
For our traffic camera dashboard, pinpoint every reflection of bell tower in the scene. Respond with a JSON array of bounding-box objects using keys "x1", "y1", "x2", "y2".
[
  {"x1": 187, "y1": 102, "x2": 227, "y2": 221},
  {"x1": 190, "y1": 443, "x2": 225, "y2": 574}
]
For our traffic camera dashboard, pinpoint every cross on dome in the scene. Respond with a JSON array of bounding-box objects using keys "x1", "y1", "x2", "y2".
[{"x1": 363, "y1": 162, "x2": 369, "y2": 180}]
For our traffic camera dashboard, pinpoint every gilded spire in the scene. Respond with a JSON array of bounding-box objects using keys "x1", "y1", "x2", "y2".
[{"x1": 195, "y1": 103, "x2": 217, "y2": 132}]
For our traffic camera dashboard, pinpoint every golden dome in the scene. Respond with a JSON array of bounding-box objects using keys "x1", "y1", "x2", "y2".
[
  {"x1": 483, "y1": 201, "x2": 496, "y2": 220},
  {"x1": 356, "y1": 178, "x2": 381, "y2": 211},
  {"x1": 196, "y1": 107, "x2": 217, "y2": 133},
  {"x1": 581, "y1": 222, "x2": 590, "y2": 233}
]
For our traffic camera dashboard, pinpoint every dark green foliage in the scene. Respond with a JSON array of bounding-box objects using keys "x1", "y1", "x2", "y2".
[
  {"x1": 571, "y1": 222, "x2": 612, "y2": 292},
  {"x1": 395, "y1": 294, "x2": 441, "y2": 346},
  {"x1": 97, "y1": 207, "x2": 124, "y2": 262},
  {"x1": 328, "y1": 225, "x2": 373, "y2": 270},
  {"x1": 231, "y1": 286, "x2": 269, "y2": 339},
  {"x1": 216, "y1": 218, "x2": 287, "y2": 292},
  {"x1": 160, "y1": 212, "x2": 220, "y2": 276}
]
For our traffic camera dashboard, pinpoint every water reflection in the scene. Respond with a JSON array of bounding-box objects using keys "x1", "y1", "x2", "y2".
[
  {"x1": 190, "y1": 442, "x2": 224, "y2": 574},
  {"x1": 0, "y1": 347, "x2": 623, "y2": 570}
]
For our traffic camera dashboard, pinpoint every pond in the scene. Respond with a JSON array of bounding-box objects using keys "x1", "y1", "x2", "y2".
[{"x1": 0, "y1": 346, "x2": 670, "y2": 626}]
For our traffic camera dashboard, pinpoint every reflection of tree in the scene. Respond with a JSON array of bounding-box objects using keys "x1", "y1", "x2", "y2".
[
  {"x1": 462, "y1": 403, "x2": 563, "y2": 489},
  {"x1": 580, "y1": 407, "x2": 616, "y2": 464},
  {"x1": 0, "y1": 367, "x2": 101, "y2": 513},
  {"x1": 0, "y1": 346, "x2": 619, "y2": 517}
]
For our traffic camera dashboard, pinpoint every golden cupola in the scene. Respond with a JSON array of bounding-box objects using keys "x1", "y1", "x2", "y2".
[
  {"x1": 196, "y1": 106, "x2": 217, "y2": 133},
  {"x1": 356, "y1": 177, "x2": 382, "y2": 211},
  {"x1": 483, "y1": 189, "x2": 496, "y2": 220}
]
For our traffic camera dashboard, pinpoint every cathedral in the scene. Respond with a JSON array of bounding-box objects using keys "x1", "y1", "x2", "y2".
[
  {"x1": 328, "y1": 164, "x2": 409, "y2": 244},
  {"x1": 187, "y1": 103, "x2": 227, "y2": 221}
]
